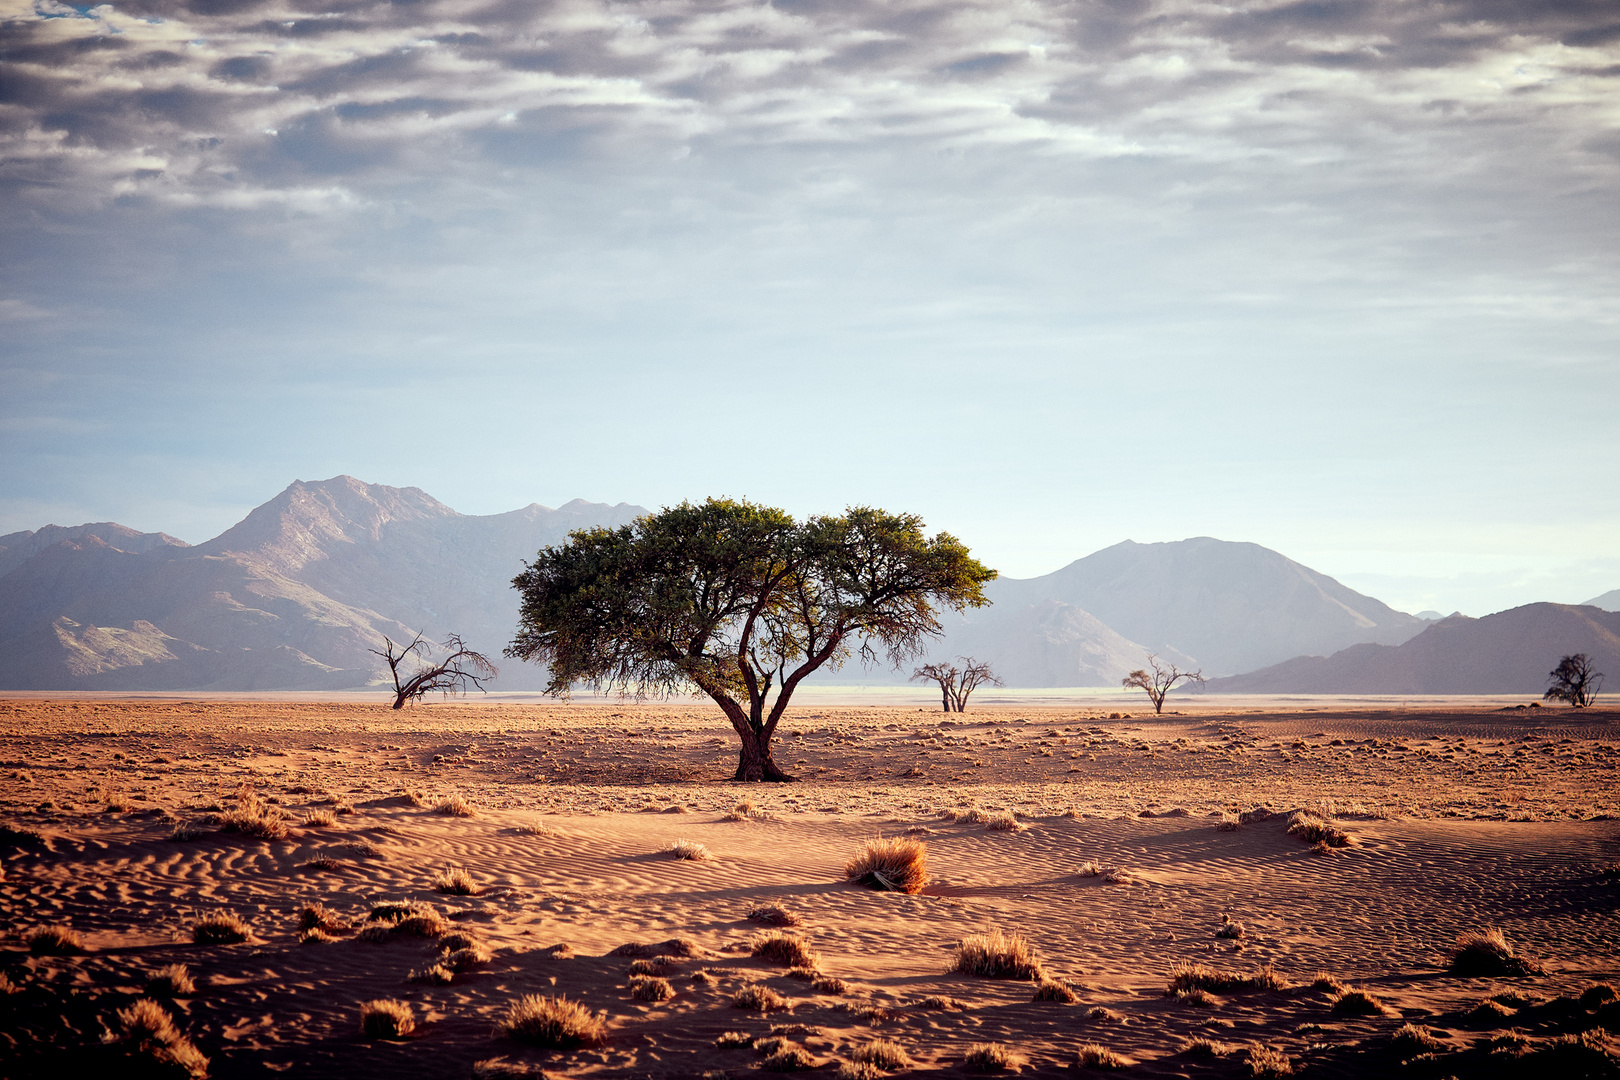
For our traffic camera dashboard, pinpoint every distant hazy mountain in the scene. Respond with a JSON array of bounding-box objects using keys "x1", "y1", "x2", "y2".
[
  {"x1": 1584, "y1": 589, "x2": 1620, "y2": 612},
  {"x1": 1204, "y1": 603, "x2": 1620, "y2": 694},
  {"x1": 0, "y1": 477, "x2": 645, "y2": 691}
]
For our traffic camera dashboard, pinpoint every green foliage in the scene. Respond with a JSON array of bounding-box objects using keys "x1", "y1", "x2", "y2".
[{"x1": 508, "y1": 498, "x2": 995, "y2": 779}]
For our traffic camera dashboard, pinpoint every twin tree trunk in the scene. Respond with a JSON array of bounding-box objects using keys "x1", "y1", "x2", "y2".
[{"x1": 733, "y1": 726, "x2": 792, "y2": 782}]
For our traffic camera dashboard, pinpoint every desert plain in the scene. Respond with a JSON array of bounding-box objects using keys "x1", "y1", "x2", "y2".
[{"x1": 2, "y1": 696, "x2": 1618, "y2": 1079}]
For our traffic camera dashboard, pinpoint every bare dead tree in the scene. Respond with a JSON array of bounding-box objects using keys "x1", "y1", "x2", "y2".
[
  {"x1": 1545, "y1": 653, "x2": 1603, "y2": 708},
  {"x1": 1121, "y1": 654, "x2": 1203, "y2": 715},
  {"x1": 911, "y1": 657, "x2": 1002, "y2": 712},
  {"x1": 372, "y1": 633, "x2": 498, "y2": 710}
]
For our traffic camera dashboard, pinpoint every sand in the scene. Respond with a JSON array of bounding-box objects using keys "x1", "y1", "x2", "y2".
[{"x1": 2, "y1": 697, "x2": 1618, "y2": 1078}]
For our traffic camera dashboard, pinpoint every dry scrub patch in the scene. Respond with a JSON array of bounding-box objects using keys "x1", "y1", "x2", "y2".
[
  {"x1": 752, "y1": 930, "x2": 818, "y2": 968},
  {"x1": 629, "y1": 975, "x2": 675, "y2": 1002},
  {"x1": 1075, "y1": 1043, "x2": 1129, "y2": 1070},
  {"x1": 1448, "y1": 928, "x2": 1544, "y2": 976},
  {"x1": 665, "y1": 839, "x2": 711, "y2": 861},
  {"x1": 27, "y1": 925, "x2": 85, "y2": 955},
  {"x1": 145, "y1": 964, "x2": 195, "y2": 997},
  {"x1": 434, "y1": 865, "x2": 479, "y2": 895},
  {"x1": 498, "y1": 994, "x2": 607, "y2": 1048},
  {"x1": 733, "y1": 984, "x2": 790, "y2": 1012},
  {"x1": 107, "y1": 998, "x2": 209, "y2": 1077},
  {"x1": 963, "y1": 1042, "x2": 1021, "y2": 1073},
  {"x1": 953, "y1": 928, "x2": 1044, "y2": 980},
  {"x1": 747, "y1": 901, "x2": 803, "y2": 927},
  {"x1": 1286, "y1": 811, "x2": 1351, "y2": 848},
  {"x1": 1247, "y1": 1044, "x2": 1294, "y2": 1077},
  {"x1": 1331, "y1": 988, "x2": 1394, "y2": 1016},
  {"x1": 845, "y1": 837, "x2": 928, "y2": 893},
  {"x1": 434, "y1": 794, "x2": 477, "y2": 817},
  {"x1": 191, "y1": 911, "x2": 251, "y2": 945},
  {"x1": 1166, "y1": 962, "x2": 1283, "y2": 996},
  {"x1": 850, "y1": 1038, "x2": 912, "y2": 1071},
  {"x1": 1033, "y1": 979, "x2": 1078, "y2": 1003},
  {"x1": 359, "y1": 999, "x2": 415, "y2": 1040}
]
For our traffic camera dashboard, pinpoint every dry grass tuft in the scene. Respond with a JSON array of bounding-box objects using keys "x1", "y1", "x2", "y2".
[
  {"x1": 1285, "y1": 811, "x2": 1351, "y2": 848},
  {"x1": 811, "y1": 975, "x2": 849, "y2": 995},
  {"x1": 1033, "y1": 979, "x2": 1078, "y2": 1003},
  {"x1": 850, "y1": 1038, "x2": 912, "y2": 1071},
  {"x1": 434, "y1": 865, "x2": 479, "y2": 895},
  {"x1": 299, "y1": 927, "x2": 338, "y2": 944},
  {"x1": 360, "y1": 900, "x2": 447, "y2": 940},
  {"x1": 192, "y1": 911, "x2": 251, "y2": 945},
  {"x1": 1077, "y1": 861, "x2": 1103, "y2": 877},
  {"x1": 1581, "y1": 983, "x2": 1618, "y2": 1008},
  {"x1": 716, "y1": 1031, "x2": 754, "y2": 1048},
  {"x1": 433, "y1": 794, "x2": 476, "y2": 817},
  {"x1": 839, "y1": 1063, "x2": 884, "y2": 1080},
  {"x1": 169, "y1": 820, "x2": 207, "y2": 841},
  {"x1": 1173, "y1": 988, "x2": 1217, "y2": 1008},
  {"x1": 665, "y1": 839, "x2": 712, "y2": 861},
  {"x1": 218, "y1": 791, "x2": 290, "y2": 840},
  {"x1": 471, "y1": 1059, "x2": 546, "y2": 1078},
  {"x1": 1215, "y1": 914, "x2": 1245, "y2": 939},
  {"x1": 761, "y1": 1048, "x2": 818, "y2": 1071},
  {"x1": 27, "y1": 924, "x2": 85, "y2": 955},
  {"x1": 302, "y1": 809, "x2": 336, "y2": 828},
  {"x1": 982, "y1": 811, "x2": 1028, "y2": 833},
  {"x1": 629, "y1": 957, "x2": 675, "y2": 977},
  {"x1": 445, "y1": 943, "x2": 493, "y2": 972},
  {"x1": 1465, "y1": 997, "x2": 1516, "y2": 1024},
  {"x1": 297, "y1": 903, "x2": 347, "y2": 935},
  {"x1": 1247, "y1": 1044, "x2": 1294, "y2": 1077},
  {"x1": 1448, "y1": 928, "x2": 1543, "y2": 976},
  {"x1": 963, "y1": 1042, "x2": 1020, "y2": 1073},
  {"x1": 733, "y1": 984, "x2": 790, "y2": 1011},
  {"x1": 1391, "y1": 1023, "x2": 1443, "y2": 1055},
  {"x1": 408, "y1": 963, "x2": 455, "y2": 985},
  {"x1": 752, "y1": 930, "x2": 818, "y2": 968},
  {"x1": 952, "y1": 928, "x2": 1044, "y2": 980},
  {"x1": 1310, "y1": 972, "x2": 1346, "y2": 996},
  {"x1": 1181, "y1": 1038, "x2": 1230, "y2": 1058},
  {"x1": 497, "y1": 994, "x2": 608, "y2": 1047},
  {"x1": 108, "y1": 997, "x2": 209, "y2": 1077},
  {"x1": 1331, "y1": 988, "x2": 1393, "y2": 1016},
  {"x1": 145, "y1": 964, "x2": 195, "y2": 997},
  {"x1": 913, "y1": 995, "x2": 960, "y2": 1010},
  {"x1": 1075, "y1": 1043, "x2": 1129, "y2": 1070},
  {"x1": 629, "y1": 975, "x2": 675, "y2": 1002},
  {"x1": 845, "y1": 836, "x2": 928, "y2": 893},
  {"x1": 359, "y1": 999, "x2": 415, "y2": 1040},
  {"x1": 1166, "y1": 962, "x2": 1283, "y2": 996},
  {"x1": 747, "y1": 901, "x2": 803, "y2": 927}
]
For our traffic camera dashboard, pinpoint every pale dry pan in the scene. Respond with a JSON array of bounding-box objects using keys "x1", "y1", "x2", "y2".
[{"x1": 1, "y1": 697, "x2": 1619, "y2": 1077}]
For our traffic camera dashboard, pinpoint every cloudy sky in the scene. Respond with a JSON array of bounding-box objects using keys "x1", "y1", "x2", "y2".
[{"x1": 3, "y1": 0, "x2": 1617, "y2": 615}]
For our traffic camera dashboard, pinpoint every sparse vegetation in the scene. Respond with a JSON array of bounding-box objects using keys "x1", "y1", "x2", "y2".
[
  {"x1": 359, "y1": 998, "x2": 415, "y2": 1039},
  {"x1": 358, "y1": 901, "x2": 447, "y2": 941},
  {"x1": 297, "y1": 904, "x2": 347, "y2": 935},
  {"x1": 302, "y1": 809, "x2": 336, "y2": 828},
  {"x1": 1075, "y1": 1043, "x2": 1128, "y2": 1070},
  {"x1": 27, "y1": 925, "x2": 85, "y2": 955},
  {"x1": 1215, "y1": 914, "x2": 1245, "y2": 939},
  {"x1": 218, "y1": 789, "x2": 290, "y2": 840},
  {"x1": 733, "y1": 984, "x2": 790, "y2": 1011},
  {"x1": 630, "y1": 975, "x2": 675, "y2": 1002},
  {"x1": 1166, "y1": 961, "x2": 1283, "y2": 996},
  {"x1": 1033, "y1": 979, "x2": 1078, "y2": 1003},
  {"x1": 408, "y1": 963, "x2": 455, "y2": 985},
  {"x1": 434, "y1": 793, "x2": 476, "y2": 817},
  {"x1": 192, "y1": 912, "x2": 251, "y2": 945},
  {"x1": 717, "y1": 1031, "x2": 755, "y2": 1048},
  {"x1": 845, "y1": 836, "x2": 928, "y2": 893},
  {"x1": 145, "y1": 964, "x2": 195, "y2": 997},
  {"x1": 851, "y1": 1038, "x2": 912, "y2": 1071},
  {"x1": 497, "y1": 994, "x2": 608, "y2": 1047},
  {"x1": 812, "y1": 975, "x2": 848, "y2": 995},
  {"x1": 665, "y1": 839, "x2": 711, "y2": 861},
  {"x1": 434, "y1": 864, "x2": 479, "y2": 895},
  {"x1": 107, "y1": 998, "x2": 209, "y2": 1077},
  {"x1": 752, "y1": 930, "x2": 818, "y2": 968},
  {"x1": 1448, "y1": 928, "x2": 1543, "y2": 976},
  {"x1": 1182, "y1": 1038, "x2": 1230, "y2": 1058},
  {"x1": 1247, "y1": 1044, "x2": 1294, "y2": 1078},
  {"x1": 0, "y1": 822, "x2": 45, "y2": 847},
  {"x1": 747, "y1": 901, "x2": 802, "y2": 927},
  {"x1": 963, "y1": 1042, "x2": 1019, "y2": 1073},
  {"x1": 761, "y1": 1047, "x2": 818, "y2": 1071},
  {"x1": 952, "y1": 928, "x2": 1044, "y2": 980},
  {"x1": 1331, "y1": 988, "x2": 1392, "y2": 1015},
  {"x1": 1391, "y1": 1023, "x2": 1443, "y2": 1055},
  {"x1": 1286, "y1": 810, "x2": 1351, "y2": 848},
  {"x1": 1466, "y1": 997, "x2": 1516, "y2": 1024},
  {"x1": 445, "y1": 943, "x2": 493, "y2": 971}
]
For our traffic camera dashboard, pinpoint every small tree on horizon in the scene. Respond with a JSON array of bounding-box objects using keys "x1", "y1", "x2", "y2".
[
  {"x1": 912, "y1": 657, "x2": 1002, "y2": 712},
  {"x1": 1545, "y1": 653, "x2": 1603, "y2": 708},
  {"x1": 1122, "y1": 654, "x2": 1204, "y2": 715},
  {"x1": 506, "y1": 498, "x2": 996, "y2": 781},
  {"x1": 372, "y1": 633, "x2": 498, "y2": 710}
]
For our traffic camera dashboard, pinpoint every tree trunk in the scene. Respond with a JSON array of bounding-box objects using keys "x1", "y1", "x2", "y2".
[
  {"x1": 941, "y1": 686, "x2": 951, "y2": 712},
  {"x1": 733, "y1": 728, "x2": 795, "y2": 782}
]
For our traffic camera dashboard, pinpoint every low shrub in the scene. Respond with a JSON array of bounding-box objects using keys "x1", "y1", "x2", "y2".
[
  {"x1": 952, "y1": 929, "x2": 1044, "y2": 980},
  {"x1": 27, "y1": 925, "x2": 85, "y2": 955},
  {"x1": 192, "y1": 912, "x2": 251, "y2": 945},
  {"x1": 811, "y1": 975, "x2": 848, "y2": 995},
  {"x1": 302, "y1": 809, "x2": 336, "y2": 828},
  {"x1": 761, "y1": 1048, "x2": 817, "y2": 1071},
  {"x1": 1247, "y1": 1044, "x2": 1294, "y2": 1077},
  {"x1": 218, "y1": 792, "x2": 289, "y2": 840},
  {"x1": 297, "y1": 904, "x2": 347, "y2": 934},
  {"x1": 1331, "y1": 988, "x2": 1392, "y2": 1016},
  {"x1": 1448, "y1": 928, "x2": 1543, "y2": 976},
  {"x1": 1581, "y1": 983, "x2": 1618, "y2": 1008},
  {"x1": 1215, "y1": 915, "x2": 1245, "y2": 939},
  {"x1": 1033, "y1": 979, "x2": 1078, "y2": 1003},
  {"x1": 962, "y1": 1042, "x2": 1019, "y2": 1073},
  {"x1": 1465, "y1": 997, "x2": 1516, "y2": 1024},
  {"x1": 1181, "y1": 1038, "x2": 1230, "y2": 1058},
  {"x1": 434, "y1": 794, "x2": 476, "y2": 817},
  {"x1": 108, "y1": 998, "x2": 209, "y2": 1077},
  {"x1": 845, "y1": 837, "x2": 928, "y2": 893},
  {"x1": 665, "y1": 839, "x2": 711, "y2": 861},
  {"x1": 982, "y1": 811, "x2": 1027, "y2": 833},
  {"x1": 851, "y1": 1038, "x2": 911, "y2": 1070},
  {"x1": 1165, "y1": 961, "x2": 1283, "y2": 996},
  {"x1": 752, "y1": 931, "x2": 818, "y2": 968},
  {"x1": 1391, "y1": 1023, "x2": 1443, "y2": 1055},
  {"x1": 839, "y1": 1063, "x2": 883, "y2": 1080},
  {"x1": 145, "y1": 964, "x2": 195, "y2": 997},
  {"x1": 747, "y1": 902, "x2": 802, "y2": 927},
  {"x1": 716, "y1": 1031, "x2": 754, "y2": 1048},
  {"x1": 1285, "y1": 811, "x2": 1350, "y2": 848},
  {"x1": 1076, "y1": 1043, "x2": 1128, "y2": 1070},
  {"x1": 497, "y1": 994, "x2": 607, "y2": 1047},
  {"x1": 629, "y1": 975, "x2": 675, "y2": 1002},
  {"x1": 445, "y1": 944, "x2": 493, "y2": 972},
  {"x1": 434, "y1": 865, "x2": 479, "y2": 895},
  {"x1": 1077, "y1": 861, "x2": 1103, "y2": 877},
  {"x1": 359, "y1": 998, "x2": 415, "y2": 1039},
  {"x1": 733, "y1": 984, "x2": 790, "y2": 1011}
]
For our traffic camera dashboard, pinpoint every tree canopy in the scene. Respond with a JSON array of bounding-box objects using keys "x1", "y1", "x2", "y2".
[{"x1": 506, "y1": 498, "x2": 996, "y2": 780}]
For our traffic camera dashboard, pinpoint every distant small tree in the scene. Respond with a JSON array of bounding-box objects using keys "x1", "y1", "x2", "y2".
[
  {"x1": 912, "y1": 657, "x2": 1002, "y2": 712},
  {"x1": 1545, "y1": 653, "x2": 1603, "y2": 708},
  {"x1": 1121, "y1": 654, "x2": 1203, "y2": 715},
  {"x1": 373, "y1": 633, "x2": 498, "y2": 710}
]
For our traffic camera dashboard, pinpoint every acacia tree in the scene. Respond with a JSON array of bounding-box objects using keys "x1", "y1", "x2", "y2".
[
  {"x1": 372, "y1": 633, "x2": 498, "y2": 710},
  {"x1": 506, "y1": 498, "x2": 996, "y2": 781},
  {"x1": 1121, "y1": 654, "x2": 1204, "y2": 714},
  {"x1": 912, "y1": 657, "x2": 1002, "y2": 712},
  {"x1": 1545, "y1": 653, "x2": 1603, "y2": 708}
]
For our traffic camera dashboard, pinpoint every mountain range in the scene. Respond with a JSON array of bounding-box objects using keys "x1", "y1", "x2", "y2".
[{"x1": 0, "y1": 476, "x2": 1608, "y2": 695}]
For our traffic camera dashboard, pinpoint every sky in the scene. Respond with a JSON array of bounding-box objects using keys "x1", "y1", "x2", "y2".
[{"x1": 2, "y1": 0, "x2": 1618, "y2": 618}]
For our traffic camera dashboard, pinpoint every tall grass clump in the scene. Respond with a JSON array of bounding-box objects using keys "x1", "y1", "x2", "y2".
[
  {"x1": 218, "y1": 790, "x2": 290, "y2": 840},
  {"x1": 27, "y1": 925, "x2": 85, "y2": 955},
  {"x1": 733, "y1": 984, "x2": 790, "y2": 1012},
  {"x1": 951, "y1": 929, "x2": 1044, "y2": 980},
  {"x1": 1075, "y1": 1043, "x2": 1128, "y2": 1070},
  {"x1": 433, "y1": 794, "x2": 476, "y2": 817},
  {"x1": 191, "y1": 912, "x2": 251, "y2": 945},
  {"x1": 497, "y1": 994, "x2": 607, "y2": 1047},
  {"x1": 850, "y1": 1039, "x2": 911, "y2": 1071},
  {"x1": 752, "y1": 931, "x2": 818, "y2": 968},
  {"x1": 434, "y1": 865, "x2": 479, "y2": 895},
  {"x1": 747, "y1": 902, "x2": 802, "y2": 927},
  {"x1": 145, "y1": 964, "x2": 195, "y2": 997},
  {"x1": 1448, "y1": 928, "x2": 1543, "y2": 976},
  {"x1": 107, "y1": 998, "x2": 209, "y2": 1077},
  {"x1": 962, "y1": 1043, "x2": 1020, "y2": 1073},
  {"x1": 1165, "y1": 962, "x2": 1283, "y2": 996},
  {"x1": 845, "y1": 837, "x2": 928, "y2": 893},
  {"x1": 1285, "y1": 811, "x2": 1350, "y2": 848},
  {"x1": 665, "y1": 839, "x2": 711, "y2": 861},
  {"x1": 359, "y1": 999, "x2": 415, "y2": 1039}
]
